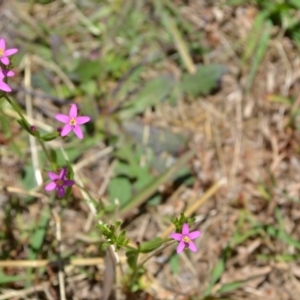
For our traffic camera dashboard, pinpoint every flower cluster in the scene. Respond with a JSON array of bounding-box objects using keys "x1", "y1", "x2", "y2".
[
  {"x1": 45, "y1": 103, "x2": 90, "y2": 197},
  {"x1": 0, "y1": 38, "x2": 18, "y2": 93}
]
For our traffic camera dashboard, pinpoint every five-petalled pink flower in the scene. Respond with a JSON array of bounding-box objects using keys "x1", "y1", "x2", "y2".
[
  {"x1": 45, "y1": 168, "x2": 74, "y2": 198},
  {"x1": 55, "y1": 103, "x2": 90, "y2": 139},
  {"x1": 0, "y1": 38, "x2": 18, "y2": 66},
  {"x1": 170, "y1": 223, "x2": 201, "y2": 254}
]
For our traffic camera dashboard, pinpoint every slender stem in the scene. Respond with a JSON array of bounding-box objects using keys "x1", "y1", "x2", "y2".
[
  {"x1": 137, "y1": 240, "x2": 174, "y2": 268},
  {"x1": 4, "y1": 94, "x2": 54, "y2": 167},
  {"x1": 4, "y1": 94, "x2": 29, "y2": 126},
  {"x1": 127, "y1": 240, "x2": 174, "y2": 288},
  {"x1": 37, "y1": 138, "x2": 53, "y2": 165},
  {"x1": 123, "y1": 245, "x2": 138, "y2": 251},
  {"x1": 76, "y1": 183, "x2": 106, "y2": 211}
]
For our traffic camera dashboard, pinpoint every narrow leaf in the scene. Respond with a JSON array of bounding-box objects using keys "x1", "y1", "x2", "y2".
[{"x1": 119, "y1": 149, "x2": 195, "y2": 216}]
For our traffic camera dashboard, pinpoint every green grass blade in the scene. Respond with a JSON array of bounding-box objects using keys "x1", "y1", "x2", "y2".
[
  {"x1": 119, "y1": 149, "x2": 195, "y2": 216},
  {"x1": 25, "y1": 196, "x2": 53, "y2": 286},
  {"x1": 245, "y1": 18, "x2": 271, "y2": 95},
  {"x1": 204, "y1": 246, "x2": 232, "y2": 297},
  {"x1": 242, "y1": 12, "x2": 267, "y2": 65}
]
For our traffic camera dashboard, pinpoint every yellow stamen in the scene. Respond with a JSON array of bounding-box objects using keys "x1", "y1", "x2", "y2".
[
  {"x1": 56, "y1": 179, "x2": 63, "y2": 186},
  {"x1": 0, "y1": 48, "x2": 3, "y2": 57},
  {"x1": 183, "y1": 236, "x2": 191, "y2": 243},
  {"x1": 70, "y1": 118, "x2": 76, "y2": 126}
]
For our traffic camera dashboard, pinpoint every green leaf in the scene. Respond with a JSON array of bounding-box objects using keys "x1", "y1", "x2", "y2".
[
  {"x1": 122, "y1": 121, "x2": 188, "y2": 156},
  {"x1": 204, "y1": 246, "x2": 231, "y2": 297},
  {"x1": 126, "y1": 249, "x2": 139, "y2": 269},
  {"x1": 80, "y1": 80, "x2": 98, "y2": 96},
  {"x1": 140, "y1": 237, "x2": 164, "y2": 253},
  {"x1": 26, "y1": 197, "x2": 53, "y2": 286},
  {"x1": 108, "y1": 177, "x2": 132, "y2": 206},
  {"x1": 22, "y1": 164, "x2": 37, "y2": 192},
  {"x1": 288, "y1": 0, "x2": 300, "y2": 9},
  {"x1": 276, "y1": 208, "x2": 300, "y2": 250},
  {"x1": 216, "y1": 280, "x2": 245, "y2": 294},
  {"x1": 29, "y1": 206, "x2": 51, "y2": 258},
  {"x1": 181, "y1": 64, "x2": 226, "y2": 97},
  {"x1": 49, "y1": 148, "x2": 57, "y2": 164},
  {"x1": 170, "y1": 254, "x2": 180, "y2": 274},
  {"x1": 205, "y1": 259, "x2": 225, "y2": 296},
  {"x1": 73, "y1": 59, "x2": 102, "y2": 82},
  {"x1": 119, "y1": 75, "x2": 175, "y2": 119},
  {"x1": 245, "y1": 16, "x2": 271, "y2": 94},
  {"x1": 40, "y1": 132, "x2": 59, "y2": 141},
  {"x1": 119, "y1": 149, "x2": 195, "y2": 216},
  {"x1": 0, "y1": 272, "x2": 32, "y2": 284}
]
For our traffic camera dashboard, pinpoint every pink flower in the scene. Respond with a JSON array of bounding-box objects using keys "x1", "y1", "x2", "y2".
[
  {"x1": 0, "y1": 68, "x2": 15, "y2": 92},
  {"x1": 170, "y1": 223, "x2": 201, "y2": 254},
  {"x1": 45, "y1": 168, "x2": 74, "y2": 198},
  {"x1": 55, "y1": 103, "x2": 90, "y2": 139},
  {"x1": 0, "y1": 38, "x2": 18, "y2": 66}
]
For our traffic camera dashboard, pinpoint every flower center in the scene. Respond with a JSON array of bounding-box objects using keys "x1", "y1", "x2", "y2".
[
  {"x1": 69, "y1": 118, "x2": 76, "y2": 126},
  {"x1": 55, "y1": 179, "x2": 64, "y2": 186},
  {"x1": 183, "y1": 236, "x2": 191, "y2": 243},
  {"x1": 0, "y1": 48, "x2": 3, "y2": 57}
]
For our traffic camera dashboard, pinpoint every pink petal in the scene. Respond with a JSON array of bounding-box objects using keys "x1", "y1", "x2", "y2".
[
  {"x1": 5, "y1": 70, "x2": 15, "y2": 77},
  {"x1": 0, "y1": 38, "x2": 5, "y2": 50},
  {"x1": 188, "y1": 241, "x2": 197, "y2": 252},
  {"x1": 177, "y1": 240, "x2": 185, "y2": 254},
  {"x1": 188, "y1": 230, "x2": 201, "y2": 240},
  {"x1": 48, "y1": 171, "x2": 59, "y2": 180},
  {"x1": 76, "y1": 116, "x2": 90, "y2": 125},
  {"x1": 45, "y1": 181, "x2": 57, "y2": 191},
  {"x1": 64, "y1": 180, "x2": 74, "y2": 187},
  {"x1": 73, "y1": 124, "x2": 83, "y2": 139},
  {"x1": 5, "y1": 48, "x2": 18, "y2": 56},
  {"x1": 182, "y1": 223, "x2": 189, "y2": 235},
  {"x1": 1, "y1": 56, "x2": 9, "y2": 65},
  {"x1": 57, "y1": 187, "x2": 65, "y2": 198},
  {"x1": 59, "y1": 168, "x2": 67, "y2": 179},
  {"x1": 69, "y1": 103, "x2": 78, "y2": 118},
  {"x1": 0, "y1": 81, "x2": 11, "y2": 92},
  {"x1": 55, "y1": 114, "x2": 69, "y2": 123},
  {"x1": 61, "y1": 124, "x2": 72, "y2": 137},
  {"x1": 170, "y1": 233, "x2": 182, "y2": 241}
]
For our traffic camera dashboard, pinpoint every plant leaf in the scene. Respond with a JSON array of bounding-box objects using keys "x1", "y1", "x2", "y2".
[
  {"x1": 108, "y1": 177, "x2": 132, "y2": 206},
  {"x1": 181, "y1": 64, "x2": 226, "y2": 97},
  {"x1": 119, "y1": 149, "x2": 195, "y2": 216},
  {"x1": 140, "y1": 237, "x2": 164, "y2": 253}
]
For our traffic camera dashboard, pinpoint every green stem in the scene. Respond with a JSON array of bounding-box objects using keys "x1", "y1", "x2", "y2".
[
  {"x1": 137, "y1": 240, "x2": 174, "y2": 268},
  {"x1": 76, "y1": 183, "x2": 106, "y2": 211},
  {"x1": 4, "y1": 94, "x2": 30, "y2": 126},
  {"x1": 128, "y1": 240, "x2": 174, "y2": 288},
  {"x1": 4, "y1": 94, "x2": 55, "y2": 167},
  {"x1": 37, "y1": 138, "x2": 53, "y2": 166}
]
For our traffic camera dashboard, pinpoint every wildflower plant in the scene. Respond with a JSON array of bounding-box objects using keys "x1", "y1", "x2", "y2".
[{"x1": 2, "y1": 36, "x2": 202, "y2": 295}]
